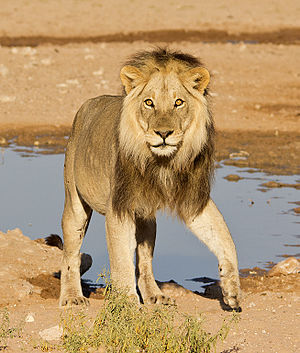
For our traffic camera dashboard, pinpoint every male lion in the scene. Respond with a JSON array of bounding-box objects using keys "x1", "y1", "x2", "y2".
[{"x1": 60, "y1": 48, "x2": 241, "y2": 309}]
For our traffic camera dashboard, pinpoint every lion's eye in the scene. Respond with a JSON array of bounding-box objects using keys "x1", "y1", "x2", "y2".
[
  {"x1": 144, "y1": 99, "x2": 154, "y2": 108},
  {"x1": 174, "y1": 99, "x2": 184, "y2": 107}
]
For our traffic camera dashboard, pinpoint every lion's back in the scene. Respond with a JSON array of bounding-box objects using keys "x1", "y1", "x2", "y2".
[
  {"x1": 65, "y1": 95, "x2": 124, "y2": 214},
  {"x1": 71, "y1": 95, "x2": 123, "y2": 140}
]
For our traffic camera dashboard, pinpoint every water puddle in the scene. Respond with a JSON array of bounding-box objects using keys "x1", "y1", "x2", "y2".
[{"x1": 0, "y1": 146, "x2": 299, "y2": 292}]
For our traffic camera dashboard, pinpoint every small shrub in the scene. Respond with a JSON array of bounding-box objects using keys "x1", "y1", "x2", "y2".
[
  {"x1": 0, "y1": 308, "x2": 22, "y2": 350},
  {"x1": 61, "y1": 277, "x2": 239, "y2": 353}
]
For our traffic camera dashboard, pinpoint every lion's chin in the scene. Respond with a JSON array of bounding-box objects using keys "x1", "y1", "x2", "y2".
[{"x1": 150, "y1": 145, "x2": 177, "y2": 157}]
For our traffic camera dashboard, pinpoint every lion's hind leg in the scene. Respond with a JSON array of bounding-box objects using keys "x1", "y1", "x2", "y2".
[
  {"x1": 136, "y1": 218, "x2": 173, "y2": 305},
  {"x1": 186, "y1": 199, "x2": 241, "y2": 310},
  {"x1": 59, "y1": 186, "x2": 92, "y2": 307}
]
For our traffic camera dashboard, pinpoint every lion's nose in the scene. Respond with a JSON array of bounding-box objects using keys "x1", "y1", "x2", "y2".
[{"x1": 154, "y1": 130, "x2": 174, "y2": 139}]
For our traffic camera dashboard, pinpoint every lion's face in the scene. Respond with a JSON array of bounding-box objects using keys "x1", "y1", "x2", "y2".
[
  {"x1": 138, "y1": 71, "x2": 195, "y2": 157},
  {"x1": 119, "y1": 60, "x2": 211, "y2": 167}
]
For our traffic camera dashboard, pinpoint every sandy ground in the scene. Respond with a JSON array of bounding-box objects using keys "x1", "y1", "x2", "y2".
[
  {"x1": 0, "y1": 1, "x2": 299, "y2": 352},
  {"x1": 0, "y1": 229, "x2": 299, "y2": 353}
]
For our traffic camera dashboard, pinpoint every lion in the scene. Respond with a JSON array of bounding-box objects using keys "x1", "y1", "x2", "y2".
[{"x1": 59, "y1": 48, "x2": 241, "y2": 310}]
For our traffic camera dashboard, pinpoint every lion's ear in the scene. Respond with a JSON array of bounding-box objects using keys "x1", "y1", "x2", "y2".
[
  {"x1": 120, "y1": 65, "x2": 144, "y2": 94},
  {"x1": 185, "y1": 67, "x2": 210, "y2": 94}
]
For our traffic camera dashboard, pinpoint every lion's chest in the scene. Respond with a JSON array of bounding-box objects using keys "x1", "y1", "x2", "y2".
[{"x1": 133, "y1": 167, "x2": 179, "y2": 217}]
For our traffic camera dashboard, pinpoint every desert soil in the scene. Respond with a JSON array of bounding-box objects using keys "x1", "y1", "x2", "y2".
[{"x1": 0, "y1": 1, "x2": 299, "y2": 352}]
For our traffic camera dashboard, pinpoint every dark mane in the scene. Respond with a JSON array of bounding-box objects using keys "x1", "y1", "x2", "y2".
[
  {"x1": 113, "y1": 49, "x2": 215, "y2": 221},
  {"x1": 113, "y1": 121, "x2": 215, "y2": 222},
  {"x1": 124, "y1": 47, "x2": 204, "y2": 69}
]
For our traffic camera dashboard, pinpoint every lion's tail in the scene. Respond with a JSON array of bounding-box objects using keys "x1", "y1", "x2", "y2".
[{"x1": 44, "y1": 234, "x2": 64, "y2": 250}]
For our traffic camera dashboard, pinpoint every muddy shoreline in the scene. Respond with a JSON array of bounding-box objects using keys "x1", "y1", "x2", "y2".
[
  {"x1": 1, "y1": 28, "x2": 300, "y2": 47},
  {"x1": 1, "y1": 126, "x2": 299, "y2": 175}
]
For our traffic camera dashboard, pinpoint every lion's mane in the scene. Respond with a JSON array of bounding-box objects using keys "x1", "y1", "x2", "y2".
[{"x1": 112, "y1": 48, "x2": 215, "y2": 221}]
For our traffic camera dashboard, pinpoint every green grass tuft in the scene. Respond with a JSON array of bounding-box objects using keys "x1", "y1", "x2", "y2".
[
  {"x1": 61, "y1": 277, "x2": 239, "y2": 353},
  {"x1": 0, "y1": 308, "x2": 22, "y2": 350}
]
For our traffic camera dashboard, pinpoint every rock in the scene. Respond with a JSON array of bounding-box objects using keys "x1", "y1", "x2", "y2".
[
  {"x1": 0, "y1": 64, "x2": 9, "y2": 77},
  {"x1": 93, "y1": 68, "x2": 104, "y2": 76},
  {"x1": 40, "y1": 58, "x2": 52, "y2": 66},
  {"x1": 84, "y1": 54, "x2": 95, "y2": 60},
  {"x1": 21, "y1": 47, "x2": 37, "y2": 56},
  {"x1": 224, "y1": 174, "x2": 243, "y2": 182},
  {"x1": 262, "y1": 181, "x2": 281, "y2": 188},
  {"x1": 268, "y1": 257, "x2": 300, "y2": 276},
  {"x1": 157, "y1": 280, "x2": 193, "y2": 297},
  {"x1": 39, "y1": 325, "x2": 63, "y2": 341},
  {"x1": 25, "y1": 313, "x2": 35, "y2": 322},
  {"x1": 239, "y1": 43, "x2": 247, "y2": 52},
  {"x1": 0, "y1": 136, "x2": 7, "y2": 145},
  {"x1": 0, "y1": 95, "x2": 16, "y2": 103},
  {"x1": 293, "y1": 207, "x2": 300, "y2": 214},
  {"x1": 66, "y1": 79, "x2": 80, "y2": 86}
]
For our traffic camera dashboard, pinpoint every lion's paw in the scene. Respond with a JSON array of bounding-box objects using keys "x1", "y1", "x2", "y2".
[
  {"x1": 59, "y1": 296, "x2": 90, "y2": 307},
  {"x1": 223, "y1": 293, "x2": 241, "y2": 311},
  {"x1": 221, "y1": 277, "x2": 242, "y2": 311},
  {"x1": 145, "y1": 294, "x2": 175, "y2": 305}
]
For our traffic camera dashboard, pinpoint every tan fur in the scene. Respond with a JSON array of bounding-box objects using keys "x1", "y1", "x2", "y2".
[{"x1": 59, "y1": 48, "x2": 241, "y2": 309}]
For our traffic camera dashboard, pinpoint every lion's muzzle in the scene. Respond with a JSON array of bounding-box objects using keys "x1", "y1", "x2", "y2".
[{"x1": 146, "y1": 129, "x2": 183, "y2": 157}]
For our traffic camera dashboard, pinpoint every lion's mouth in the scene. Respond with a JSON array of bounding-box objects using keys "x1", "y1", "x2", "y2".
[
  {"x1": 150, "y1": 143, "x2": 178, "y2": 156},
  {"x1": 152, "y1": 142, "x2": 177, "y2": 148}
]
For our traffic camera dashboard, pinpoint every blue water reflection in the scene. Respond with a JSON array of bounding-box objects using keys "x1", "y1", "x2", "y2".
[{"x1": 0, "y1": 146, "x2": 298, "y2": 291}]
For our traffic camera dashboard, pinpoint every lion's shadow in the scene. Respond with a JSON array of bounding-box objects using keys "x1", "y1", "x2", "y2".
[{"x1": 158, "y1": 277, "x2": 242, "y2": 312}]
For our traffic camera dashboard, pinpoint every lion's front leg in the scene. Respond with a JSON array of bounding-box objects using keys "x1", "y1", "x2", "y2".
[
  {"x1": 135, "y1": 217, "x2": 172, "y2": 305},
  {"x1": 105, "y1": 209, "x2": 139, "y2": 302},
  {"x1": 186, "y1": 199, "x2": 241, "y2": 310}
]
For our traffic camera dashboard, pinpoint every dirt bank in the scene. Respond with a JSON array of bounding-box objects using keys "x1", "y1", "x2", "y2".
[{"x1": 0, "y1": 229, "x2": 299, "y2": 353}]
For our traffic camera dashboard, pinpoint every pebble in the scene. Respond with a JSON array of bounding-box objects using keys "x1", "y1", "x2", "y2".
[
  {"x1": 40, "y1": 58, "x2": 52, "y2": 66},
  {"x1": 66, "y1": 79, "x2": 80, "y2": 86},
  {"x1": 0, "y1": 95, "x2": 16, "y2": 103},
  {"x1": 84, "y1": 54, "x2": 95, "y2": 60},
  {"x1": 21, "y1": 47, "x2": 37, "y2": 56},
  {"x1": 93, "y1": 68, "x2": 104, "y2": 76},
  {"x1": 0, "y1": 64, "x2": 9, "y2": 76},
  {"x1": 0, "y1": 137, "x2": 7, "y2": 145},
  {"x1": 39, "y1": 325, "x2": 63, "y2": 341},
  {"x1": 11, "y1": 47, "x2": 37, "y2": 56},
  {"x1": 25, "y1": 313, "x2": 35, "y2": 323},
  {"x1": 239, "y1": 43, "x2": 247, "y2": 51}
]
